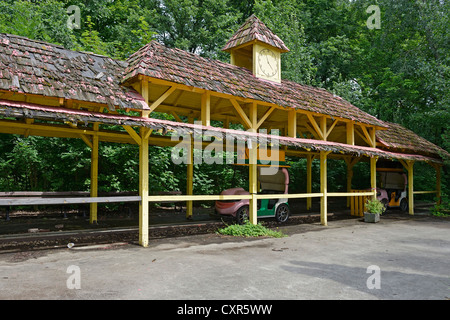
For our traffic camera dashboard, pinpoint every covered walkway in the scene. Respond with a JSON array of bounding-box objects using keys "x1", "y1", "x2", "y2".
[{"x1": 0, "y1": 16, "x2": 447, "y2": 247}]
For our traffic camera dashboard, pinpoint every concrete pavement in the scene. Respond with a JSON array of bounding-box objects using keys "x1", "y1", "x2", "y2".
[{"x1": 0, "y1": 215, "x2": 449, "y2": 300}]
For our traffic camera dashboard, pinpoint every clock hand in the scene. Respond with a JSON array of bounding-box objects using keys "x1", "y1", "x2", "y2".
[{"x1": 266, "y1": 56, "x2": 273, "y2": 71}]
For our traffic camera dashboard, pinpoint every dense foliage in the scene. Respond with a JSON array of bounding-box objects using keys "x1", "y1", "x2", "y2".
[{"x1": 0, "y1": 0, "x2": 448, "y2": 202}]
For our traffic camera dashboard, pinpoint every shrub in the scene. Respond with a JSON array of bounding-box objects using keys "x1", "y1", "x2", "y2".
[
  {"x1": 365, "y1": 198, "x2": 386, "y2": 214},
  {"x1": 217, "y1": 221, "x2": 286, "y2": 238}
]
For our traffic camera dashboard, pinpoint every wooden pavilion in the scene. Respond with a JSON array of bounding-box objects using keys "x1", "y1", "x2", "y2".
[{"x1": 0, "y1": 15, "x2": 447, "y2": 247}]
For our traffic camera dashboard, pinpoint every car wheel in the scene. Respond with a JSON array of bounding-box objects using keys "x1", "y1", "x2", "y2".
[
  {"x1": 381, "y1": 198, "x2": 388, "y2": 211},
  {"x1": 275, "y1": 203, "x2": 290, "y2": 223},
  {"x1": 400, "y1": 198, "x2": 408, "y2": 212},
  {"x1": 236, "y1": 205, "x2": 249, "y2": 225}
]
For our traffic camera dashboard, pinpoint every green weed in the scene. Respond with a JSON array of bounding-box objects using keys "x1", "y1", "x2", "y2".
[{"x1": 217, "y1": 221, "x2": 286, "y2": 238}]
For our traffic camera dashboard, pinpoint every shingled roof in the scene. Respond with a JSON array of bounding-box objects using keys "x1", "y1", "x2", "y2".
[
  {"x1": 376, "y1": 121, "x2": 450, "y2": 160},
  {"x1": 0, "y1": 98, "x2": 441, "y2": 163},
  {"x1": 222, "y1": 14, "x2": 290, "y2": 52},
  {"x1": 0, "y1": 33, "x2": 147, "y2": 111},
  {"x1": 123, "y1": 41, "x2": 386, "y2": 128}
]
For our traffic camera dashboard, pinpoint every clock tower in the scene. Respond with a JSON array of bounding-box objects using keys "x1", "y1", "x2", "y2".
[{"x1": 222, "y1": 15, "x2": 289, "y2": 83}]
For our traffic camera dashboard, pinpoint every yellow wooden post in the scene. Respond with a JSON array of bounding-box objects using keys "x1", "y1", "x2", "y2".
[
  {"x1": 370, "y1": 156, "x2": 378, "y2": 200},
  {"x1": 346, "y1": 121, "x2": 354, "y2": 145},
  {"x1": 400, "y1": 159, "x2": 415, "y2": 215},
  {"x1": 201, "y1": 92, "x2": 211, "y2": 126},
  {"x1": 186, "y1": 134, "x2": 194, "y2": 219},
  {"x1": 306, "y1": 154, "x2": 313, "y2": 210},
  {"x1": 350, "y1": 191, "x2": 355, "y2": 216},
  {"x1": 320, "y1": 117, "x2": 327, "y2": 141},
  {"x1": 320, "y1": 151, "x2": 329, "y2": 226},
  {"x1": 90, "y1": 123, "x2": 99, "y2": 224},
  {"x1": 288, "y1": 110, "x2": 297, "y2": 138},
  {"x1": 139, "y1": 126, "x2": 150, "y2": 247},
  {"x1": 249, "y1": 146, "x2": 258, "y2": 225},
  {"x1": 248, "y1": 102, "x2": 258, "y2": 225},
  {"x1": 407, "y1": 160, "x2": 414, "y2": 215},
  {"x1": 139, "y1": 80, "x2": 150, "y2": 247}
]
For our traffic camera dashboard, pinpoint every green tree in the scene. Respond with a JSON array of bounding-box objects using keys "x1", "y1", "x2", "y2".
[{"x1": 148, "y1": 0, "x2": 242, "y2": 58}]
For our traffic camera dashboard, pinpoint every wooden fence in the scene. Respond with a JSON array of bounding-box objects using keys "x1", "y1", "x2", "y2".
[{"x1": 350, "y1": 190, "x2": 372, "y2": 217}]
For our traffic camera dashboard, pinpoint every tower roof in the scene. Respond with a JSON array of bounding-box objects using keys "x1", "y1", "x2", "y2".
[{"x1": 222, "y1": 14, "x2": 289, "y2": 52}]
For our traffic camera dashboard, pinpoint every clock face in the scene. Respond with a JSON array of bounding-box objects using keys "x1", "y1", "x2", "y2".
[{"x1": 258, "y1": 48, "x2": 278, "y2": 78}]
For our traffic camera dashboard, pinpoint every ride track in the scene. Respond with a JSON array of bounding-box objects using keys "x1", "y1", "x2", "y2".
[{"x1": 0, "y1": 211, "x2": 345, "y2": 253}]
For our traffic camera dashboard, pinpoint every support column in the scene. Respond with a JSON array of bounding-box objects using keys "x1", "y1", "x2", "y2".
[
  {"x1": 306, "y1": 154, "x2": 313, "y2": 210},
  {"x1": 201, "y1": 92, "x2": 211, "y2": 126},
  {"x1": 346, "y1": 158, "x2": 354, "y2": 207},
  {"x1": 400, "y1": 159, "x2": 415, "y2": 215},
  {"x1": 90, "y1": 123, "x2": 99, "y2": 224},
  {"x1": 139, "y1": 127, "x2": 150, "y2": 247},
  {"x1": 370, "y1": 156, "x2": 378, "y2": 200},
  {"x1": 248, "y1": 102, "x2": 258, "y2": 225},
  {"x1": 288, "y1": 110, "x2": 297, "y2": 138},
  {"x1": 249, "y1": 145, "x2": 258, "y2": 225},
  {"x1": 139, "y1": 79, "x2": 150, "y2": 247},
  {"x1": 407, "y1": 160, "x2": 414, "y2": 215},
  {"x1": 186, "y1": 135, "x2": 194, "y2": 219},
  {"x1": 346, "y1": 121, "x2": 355, "y2": 145},
  {"x1": 320, "y1": 151, "x2": 330, "y2": 226}
]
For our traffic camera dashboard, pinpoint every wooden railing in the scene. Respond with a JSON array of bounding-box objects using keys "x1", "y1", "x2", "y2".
[{"x1": 350, "y1": 190, "x2": 373, "y2": 217}]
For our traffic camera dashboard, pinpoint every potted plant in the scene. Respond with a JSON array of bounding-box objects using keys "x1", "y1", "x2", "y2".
[{"x1": 364, "y1": 198, "x2": 386, "y2": 223}]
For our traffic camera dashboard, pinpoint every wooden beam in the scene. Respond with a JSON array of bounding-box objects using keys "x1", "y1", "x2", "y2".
[
  {"x1": 304, "y1": 123, "x2": 320, "y2": 139},
  {"x1": 170, "y1": 111, "x2": 183, "y2": 123},
  {"x1": 90, "y1": 123, "x2": 99, "y2": 224},
  {"x1": 306, "y1": 114, "x2": 325, "y2": 140},
  {"x1": 139, "y1": 126, "x2": 150, "y2": 247},
  {"x1": 143, "y1": 128, "x2": 153, "y2": 140},
  {"x1": 123, "y1": 125, "x2": 141, "y2": 145},
  {"x1": 230, "y1": 98, "x2": 252, "y2": 129},
  {"x1": 249, "y1": 102, "x2": 258, "y2": 225},
  {"x1": 325, "y1": 119, "x2": 338, "y2": 139},
  {"x1": 370, "y1": 156, "x2": 378, "y2": 200},
  {"x1": 320, "y1": 116, "x2": 327, "y2": 140},
  {"x1": 186, "y1": 134, "x2": 194, "y2": 219},
  {"x1": 319, "y1": 151, "x2": 330, "y2": 226},
  {"x1": 288, "y1": 109, "x2": 297, "y2": 138},
  {"x1": 148, "y1": 86, "x2": 176, "y2": 113},
  {"x1": 406, "y1": 160, "x2": 414, "y2": 215},
  {"x1": 306, "y1": 154, "x2": 314, "y2": 210},
  {"x1": 249, "y1": 102, "x2": 257, "y2": 132},
  {"x1": 249, "y1": 145, "x2": 258, "y2": 225},
  {"x1": 0, "y1": 196, "x2": 141, "y2": 206},
  {"x1": 355, "y1": 128, "x2": 371, "y2": 146},
  {"x1": 141, "y1": 80, "x2": 149, "y2": 105},
  {"x1": 67, "y1": 122, "x2": 93, "y2": 148},
  {"x1": 360, "y1": 125, "x2": 375, "y2": 147},
  {"x1": 255, "y1": 106, "x2": 275, "y2": 129},
  {"x1": 346, "y1": 121, "x2": 355, "y2": 145},
  {"x1": 201, "y1": 91, "x2": 211, "y2": 126},
  {"x1": 399, "y1": 159, "x2": 415, "y2": 215},
  {"x1": 0, "y1": 120, "x2": 139, "y2": 144}
]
